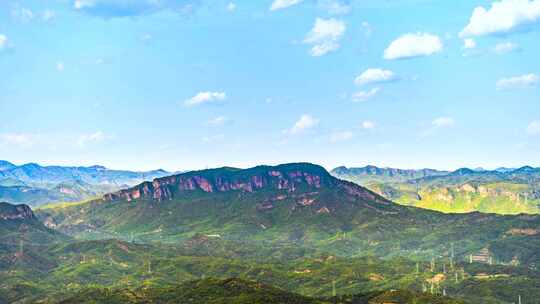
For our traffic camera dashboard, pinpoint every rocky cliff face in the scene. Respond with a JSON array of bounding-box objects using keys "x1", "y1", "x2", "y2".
[
  {"x1": 0, "y1": 202, "x2": 35, "y2": 220},
  {"x1": 103, "y1": 163, "x2": 338, "y2": 202}
]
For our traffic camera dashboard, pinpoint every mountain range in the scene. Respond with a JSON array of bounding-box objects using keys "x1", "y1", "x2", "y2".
[
  {"x1": 1, "y1": 163, "x2": 539, "y2": 303},
  {"x1": 331, "y1": 165, "x2": 540, "y2": 214},
  {"x1": 0, "y1": 160, "x2": 171, "y2": 207}
]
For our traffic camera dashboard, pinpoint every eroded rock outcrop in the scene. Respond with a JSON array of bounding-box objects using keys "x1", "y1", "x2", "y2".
[
  {"x1": 104, "y1": 164, "x2": 335, "y2": 202},
  {"x1": 0, "y1": 202, "x2": 35, "y2": 220}
]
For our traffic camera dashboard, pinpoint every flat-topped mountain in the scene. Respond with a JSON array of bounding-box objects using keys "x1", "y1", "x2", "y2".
[{"x1": 104, "y1": 163, "x2": 388, "y2": 205}]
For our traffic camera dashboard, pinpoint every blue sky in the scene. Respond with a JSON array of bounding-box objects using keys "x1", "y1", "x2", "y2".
[{"x1": 1, "y1": 0, "x2": 539, "y2": 171}]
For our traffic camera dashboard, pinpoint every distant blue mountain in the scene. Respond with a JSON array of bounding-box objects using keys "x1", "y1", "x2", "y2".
[{"x1": 0, "y1": 161, "x2": 172, "y2": 206}]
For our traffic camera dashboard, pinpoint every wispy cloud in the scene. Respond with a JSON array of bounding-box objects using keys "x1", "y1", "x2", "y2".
[
  {"x1": 77, "y1": 131, "x2": 107, "y2": 147},
  {"x1": 56, "y1": 62, "x2": 65, "y2": 72},
  {"x1": 227, "y1": 2, "x2": 236, "y2": 12},
  {"x1": 432, "y1": 117, "x2": 455, "y2": 128},
  {"x1": 0, "y1": 35, "x2": 8, "y2": 51},
  {"x1": 0, "y1": 133, "x2": 35, "y2": 148},
  {"x1": 496, "y1": 73, "x2": 539, "y2": 90},
  {"x1": 421, "y1": 117, "x2": 455, "y2": 137},
  {"x1": 184, "y1": 92, "x2": 227, "y2": 107},
  {"x1": 493, "y1": 42, "x2": 520, "y2": 54},
  {"x1": 288, "y1": 114, "x2": 320, "y2": 135},
  {"x1": 352, "y1": 88, "x2": 380, "y2": 102},
  {"x1": 460, "y1": 0, "x2": 540, "y2": 37},
  {"x1": 361, "y1": 121, "x2": 376, "y2": 129},
  {"x1": 317, "y1": 0, "x2": 351, "y2": 15},
  {"x1": 270, "y1": 0, "x2": 303, "y2": 11},
  {"x1": 202, "y1": 134, "x2": 225, "y2": 143},
  {"x1": 303, "y1": 18, "x2": 346, "y2": 56},
  {"x1": 463, "y1": 38, "x2": 476, "y2": 49},
  {"x1": 73, "y1": 0, "x2": 202, "y2": 18},
  {"x1": 527, "y1": 121, "x2": 540, "y2": 135},
  {"x1": 207, "y1": 116, "x2": 231, "y2": 126},
  {"x1": 329, "y1": 130, "x2": 353, "y2": 142},
  {"x1": 354, "y1": 68, "x2": 397, "y2": 86},
  {"x1": 384, "y1": 32, "x2": 443, "y2": 60}
]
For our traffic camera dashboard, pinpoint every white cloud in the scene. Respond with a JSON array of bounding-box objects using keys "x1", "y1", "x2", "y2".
[
  {"x1": 303, "y1": 18, "x2": 346, "y2": 56},
  {"x1": 460, "y1": 0, "x2": 540, "y2": 37},
  {"x1": 270, "y1": 0, "x2": 303, "y2": 11},
  {"x1": 352, "y1": 88, "x2": 380, "y2": 102},
  {"x1": 496, "y1": 73, "x2": 539, "y2": 89},
  {"x1": 361, "y1": 121, "x2": 376, "y2": 129},
  {"x1": 184, "y1": 91, "x2": 227, "y2": 106},
  {"x1": 77, "y1": 131, "x2": 106, "y2": 147},
  {"x1": 317, "y1": 0, "x2": 352, "y2": 15},
  {"x1": 329, "y1": 131, "x2": 353, "y2": 142},
  {"x1": 384, "y1": 32, "x2": 443, "y2": 60},
  {"x1": 432, "y1": 117, "x2": 455, "y2": 128},
  {"x1": 493, "y1": 42, "x2": 519, "y2": 54},
  {"x1": 56, "y1": 62, "x2": 65, "y2": 72},
  {"x1": 227, "y1": 2, "x2": 236, "y2": 12},
  {"x1": 0, "y1": 133, "x2": 34, "y2": 148},
  {"x1": 527, "y1": 121, "x2": 540, "y2": 135},
  {"x1": 354, "y1": 68, "x2": 397, "y2": 86},
  {"x1": 0, "y1": 35, "x2": 7, "y2": 50},
  {"x1": 207, "y1": 116, "x2": 230, "y2": 126},
  {"x1": 463, "y1": 38, "x2": 476, "y2": 49},
  {"x1": 289, "y1": 114, "x2": 320, "y2": 134}
]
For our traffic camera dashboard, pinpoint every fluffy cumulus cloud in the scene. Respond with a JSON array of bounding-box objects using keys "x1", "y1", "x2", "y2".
[
  {"x1": 354, "y1": 68, "x2": 396, "y2": 86},
  {"x1": 460, "y1": 0, "x2": 540, "y2": 37},
  {"x1": 329, "y1": 130, "x2": 353, "y2": 142},
  {"x1": 317, "y1": 0, "x2": 352, "y2": 15},
  {"x1": 527, "y1": 121, "x2": 540, "y2": 135},
  {"x1": 493, "y1": 42, "x2": 520, "y2": 54},
  {"x1": 496, "y1": 73, "x2": 539, "y2": 89},
  {"x1": 184, "y1": 92, "x2": 227, "y2": 106},
  {"x1": 303, "y1": 18, "x2": 346, "y2": 56},
  {"x1": 270, "y1": 0, "x2": 303, "y2": 11},
  {"x1": 352, "y1": 88, "x2": 379, "y2": 102},
  {"x1": 384, "y1": 32, "x2": 443, "y2": 60},
  {"x1": 289, "y1": 114, "x2": 319, "y2": 135},
  {"x1": 73, "y1": 0, "x2": 201, "y2": 17},
  {"x1": 432, "y1": 117, "x2": 455, "y2": 128}
]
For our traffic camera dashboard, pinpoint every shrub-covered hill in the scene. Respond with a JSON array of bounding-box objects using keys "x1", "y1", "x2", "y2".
[
  {"x1": 331, "y1": 165, "x2": 540, "y2": 215},
  {"x1": 52, "y1": 278, "x2": 465, "y2": 304}
]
